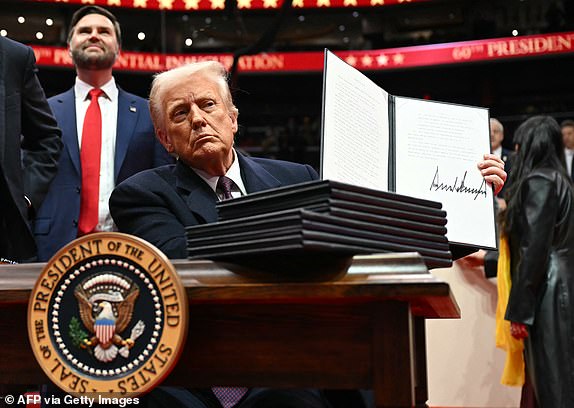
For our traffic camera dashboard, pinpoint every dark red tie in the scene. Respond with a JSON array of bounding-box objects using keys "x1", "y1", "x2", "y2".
[
  {"x1": 78, "y1": 88, "x2": 104, "y2": 236},
  {"x1": 217, "y1": 176, "x2": 235, "y2": 200}
]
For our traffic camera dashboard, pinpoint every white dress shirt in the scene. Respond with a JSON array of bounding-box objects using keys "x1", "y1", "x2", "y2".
[{"x1": 75, "y1": 77, "x2": 118, "y2": 232}]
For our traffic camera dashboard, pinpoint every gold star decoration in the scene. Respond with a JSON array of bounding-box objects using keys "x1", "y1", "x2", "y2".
[
  {"x1": 376, "y1": 54, "x2": 389, "y2": 66},
  {"x1": 184, "y1": 0, "x2": 200, "y2": 8},
  {"x1": 133, "y1": 0, "x2": 148, "y2": 7},
  {"x1": 263, "y1": 0, "x2": 278, "y2": 7},
  {"x1": 238, "y1": 0, "x2": 252, "y2": 8},
  {"x1": 107, "y1": 0, "x2": 121, "y2": 6},
  {"x1": 361, "y1": 55, "x2": 373, "y2": 67},
  {"x1": 210, "y1": 0, "x2": 225, "y2": 9},
  {"x1": 345, "y1": 55, "x2": 357, "y2": 66},
  {"x1": 343, "y1": 0, "x2": 357, "y2": 6},
  {"x1": 158, "y1": 0, "x2": 174, "y2": 8},
  {"x1": 317, "y1": 0, "x2": 330, "y2": 6},
  {"x1": 392, "y1": 53, "x2": 405, "y2": 64},
  {"x1": 293, "y1": 0, "x2": 304, "y2": 6},
  {"x1": 81, "y1": 0, "x2": 96, "y2": 4},
  {"x1": 370, "y1": 0, "x2": 384, "y2": 5}
]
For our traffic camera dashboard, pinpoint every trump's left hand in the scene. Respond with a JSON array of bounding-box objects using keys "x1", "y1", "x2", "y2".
[{"x1": 478, "y1": 154, "x2": 507, "y2": 196}]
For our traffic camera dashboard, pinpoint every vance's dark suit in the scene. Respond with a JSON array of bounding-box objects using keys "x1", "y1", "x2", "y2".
[
  {"x1": 0, "y1": 36, "x2": 62, "y2": 262},
  {"x1": 110, "y1": 152, "x2": 318, "y2": 259},
  {"x1": 34, "y1": 86, "x2": 173, "y2": 261}
]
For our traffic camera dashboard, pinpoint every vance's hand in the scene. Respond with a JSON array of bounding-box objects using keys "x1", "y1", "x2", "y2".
[
  {"x1": 478, "y1": 154, "x2": 507, "y2": 196},
  {"x1": 510, "y1": 321, "x2": 529, "y2": 339}
]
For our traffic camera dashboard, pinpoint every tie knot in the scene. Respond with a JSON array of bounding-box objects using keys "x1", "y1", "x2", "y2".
[
  {"x1": 217, "y1": 176, "x2": 235, "y2": 200},
  {"x1": 89, "y1": 88, "x2": 104, "y2": 99}
]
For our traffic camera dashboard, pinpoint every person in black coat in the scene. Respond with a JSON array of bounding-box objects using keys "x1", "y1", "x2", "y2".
[
  {"x1": 0, "y1": 36, "x2": 62, "y2": 263},
  {"x1": 502, "y1": 115, "x2": 574, "y2": 408}
]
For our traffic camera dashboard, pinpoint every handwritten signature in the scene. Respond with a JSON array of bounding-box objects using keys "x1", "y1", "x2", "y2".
[{"x1": 429, "y1": 166, "x2": 487, "y2": 200}]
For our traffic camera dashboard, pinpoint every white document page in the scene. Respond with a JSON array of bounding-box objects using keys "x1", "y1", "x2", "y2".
[
  {"x1": 321, "y1": 50, "x2": 390, "y2": 192},
  {"x1": 393, "y1": 96, "x2": 496, "y2": 248}
]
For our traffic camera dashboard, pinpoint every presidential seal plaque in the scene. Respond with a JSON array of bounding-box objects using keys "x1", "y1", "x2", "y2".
[{"x1": 28, "y1": 232, "x2": 188, "y2": 397}]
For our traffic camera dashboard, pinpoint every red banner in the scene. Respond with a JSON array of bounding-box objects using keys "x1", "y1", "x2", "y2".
[
  {"x1": 30, "y1": 0, "x2": 427, "y2": 11},
  {"x1": 32, "y1": 31, "x2": 574, "y2": 73}
]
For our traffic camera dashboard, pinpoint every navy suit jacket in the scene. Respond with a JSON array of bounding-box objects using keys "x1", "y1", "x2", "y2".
[
  {"x1": 0, "y1": 36, "x2": 62, "y2": 261},
  {"x1": 110, "y1": 153, "x2": 319, "y2": 259},
  {"x1": 34, "y1": 86, "x2": 173, "y2": 261}
]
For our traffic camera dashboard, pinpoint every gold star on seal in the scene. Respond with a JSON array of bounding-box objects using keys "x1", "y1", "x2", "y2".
[
  {"x1": 293, "y1": 0, "x2": 304, "y2": 6},
  {"x1": 317, "y1": 0, "x2": 330, "y2": 6},
  {"x1": 133, "y1": 0, "x2": 148, "y2": 7},
  {"x1": 211, "y1": 0, "x2": 225, "y2": 8},
  {"x1": 81, "y1": 0, "x2": 96, "y2": 4},
  {"x1": 238, "y1": 0, "x2": 252, "y2": 8},
  {"x1": 343, "y1": 0, "x2": 357, "y2": 5},
  {"x1": 370, "y1": 0, "x2": 384, "y2": 5},
  {"x1": 263, "y1": 0, "x2": 278, "y2": 7},
  {"x1": 107, "y1": 0, "x2": 121, "y2": 6}
]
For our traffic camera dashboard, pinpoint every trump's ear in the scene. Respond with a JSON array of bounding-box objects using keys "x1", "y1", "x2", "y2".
[
  {"x1": 230, "y1": 112, "x2": 238, "y2": 134},
  {"x1": 156, "y1": 128, "x2": 174, "y2": 153}
]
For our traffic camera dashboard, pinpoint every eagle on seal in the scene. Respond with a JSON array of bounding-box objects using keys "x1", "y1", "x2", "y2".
[{"x1": 74, "y1": 273, "x2": 142, "y2": 363}]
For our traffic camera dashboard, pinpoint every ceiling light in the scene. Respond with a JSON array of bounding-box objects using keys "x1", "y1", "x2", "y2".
[
  {"x1": 512, "y1": 29, "x2": 518, "y2": 36},
  {"x1": 0, "y1": 30, "x2": 7, "y2": 37},
  {"x1": 18, "y1": 16, "x2": 25, "y2": 24},
  {"x1": 138, "y1": 32, "x2": 146, "y2": 40},
  {"x1": 298, "y1": 15, "x2": 305, "y2": 22},
  {"x1": 185, "y1": 38, "x2": 193, "y2": 46},
  {"x1": 36, "y1": 32, "x2": 44, "y2": 40},
  {"x1": 46, "y1": 18, "x2": 53, "y2": 26}
]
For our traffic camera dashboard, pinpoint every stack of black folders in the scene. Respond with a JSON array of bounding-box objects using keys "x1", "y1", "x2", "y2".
[{"x1": 186, "y1": 180, "x2": 452, "y2": 276}]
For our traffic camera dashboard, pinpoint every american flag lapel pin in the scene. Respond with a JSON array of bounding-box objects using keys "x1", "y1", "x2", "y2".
[{"x1": 130, "y1": 106, "x2": 137, "y2": 112}]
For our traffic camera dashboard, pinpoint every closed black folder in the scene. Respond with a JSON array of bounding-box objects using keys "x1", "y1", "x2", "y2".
[{"x1": 186, "y1": 179, "x2": 454, "y2": 270}]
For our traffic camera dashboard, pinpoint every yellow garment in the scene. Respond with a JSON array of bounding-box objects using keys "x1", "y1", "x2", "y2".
[{"x1": 495, "y1": 233, "x2": 525, "y2": 386}]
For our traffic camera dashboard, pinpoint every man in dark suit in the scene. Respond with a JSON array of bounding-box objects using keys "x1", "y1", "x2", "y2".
[
  {"x1": 0, "y1": 36, "x2": 62, "y2": 263},
  {"x1": 34, "y1": 5, "x2": 173, "y2": 261},
  {"x1": 110, "y1": 61, "x2": 319, "y2": 260}
]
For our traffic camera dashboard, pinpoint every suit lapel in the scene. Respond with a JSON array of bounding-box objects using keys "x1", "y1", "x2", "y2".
[
  {"x1": 238, "y1": 153, "x2": 282, "y2": 193},
  {"x1": 54, "y1": 89, "x2": 81, "y2": 175},
  {"x1": 114, "y1": 89, "x2": 138, "y2": 181},
  {"x1": 174, "y1": 161, "x2": 219, "y2": 224}
]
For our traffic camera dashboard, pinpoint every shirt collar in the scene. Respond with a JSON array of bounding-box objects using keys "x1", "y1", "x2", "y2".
[
  {"x1": 191, "y1": 149, "x2": 247, "y2": 196},
  {"x1": 74, "y1": 76, "x2": 118, "y2": 101}
]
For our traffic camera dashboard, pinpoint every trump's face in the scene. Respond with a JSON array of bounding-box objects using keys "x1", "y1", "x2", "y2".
[{"x1": 158, "y1": 73, "x2": 238, "y2": 175}]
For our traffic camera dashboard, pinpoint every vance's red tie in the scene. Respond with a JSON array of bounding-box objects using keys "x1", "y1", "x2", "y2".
[{"x1": 78, "y1": 88, "x2": 104, "y2": 236}]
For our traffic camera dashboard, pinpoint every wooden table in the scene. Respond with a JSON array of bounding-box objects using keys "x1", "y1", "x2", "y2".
[{"x1": 0, "y1": 253, "x2": 459, "y2": 408}]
